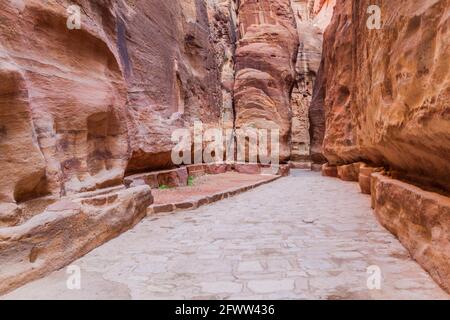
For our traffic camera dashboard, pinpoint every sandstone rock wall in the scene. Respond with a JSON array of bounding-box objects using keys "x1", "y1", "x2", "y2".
[
  {"x1": 0, "y1": 0, "x2": 237, "y2": 223},
  {"x1": 289, "y1": 0, "x2": 334, "y2": 162},
  {"x1": 0, "y1": 0, "x2": 334, "y2": 214},
  {"x1": 234, "y1": 0, "x2": 299, "y2": 162},
  {"x1": 316, "y1": 0, "x2": 450, "y2": 192},
  {"x1": 0, "y1": 0, "x2": 236, "y2": 294},
  {"x1": 315, "y1": 0, "x2": 355, "y2": 164},
  {"x1": 207, "y1": 0, "x2": 239, "y2": 128},
  {"x1": 119, "y1": 0, "x2": 226, "y2": 174}
]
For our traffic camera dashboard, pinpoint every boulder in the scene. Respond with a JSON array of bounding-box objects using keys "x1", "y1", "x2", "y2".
[{"x1": 0, "y1": 185, "x2": 153, "y2": 295}]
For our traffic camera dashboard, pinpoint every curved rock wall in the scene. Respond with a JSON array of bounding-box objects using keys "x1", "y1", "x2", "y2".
[
  {"x1": 0, "y1": 0, "x2": 234, "y2": 215},
  {"x1": 0, "y1": 0, "x2": 235, "y2": 294},
  {"x1": 118, "y1": 0, "x2": 226, "y2": 174},
  {"x1": 290, "y1": 0, "x2": 334, "y2": 162},
  {"x1": 315, "y1": 0, "x2": 450, "y2": 192},
  {"x1": 234, "y1": 0, "x2": 299, "y2": 162}
]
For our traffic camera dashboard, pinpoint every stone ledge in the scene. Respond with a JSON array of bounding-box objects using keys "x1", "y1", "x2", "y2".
[
  {"x1": 337, "y1": 162, "x2": 364, "y2": 182},
  {"x1": 289, "y1": 161, "x2": 312, "y2": 170},
  {"x1": 125, "y1": 167, "x2": 188, "y2": 189},
  {"x1": 371, "y1": 173, "x2": 450, "y2": 294},
  {"x1": 234, "y1": 163, "x2": 262, "y2": 175},
  {"x1": 322, "y1": 162, "x2": 384, "y2": 196},
  {"x1": 358, "y1": 165, "x2": 384, "y2": 195},
  {"x1": 321, "y1": 163, "x2": 338, "y2": 177},
  {"x1": 0, "y1": 185, "x2": 153, "y2": 296}
]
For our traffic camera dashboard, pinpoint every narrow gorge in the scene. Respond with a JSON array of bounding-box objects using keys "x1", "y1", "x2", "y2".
[{"x1": 0, "y1": 0, "x2": 449, "y2": 298}]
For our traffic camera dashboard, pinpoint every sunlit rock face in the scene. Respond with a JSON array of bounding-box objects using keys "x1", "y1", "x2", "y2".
[
  {"x1": 317, "y1": 0, "x2": 450, "y2": 193},
  {"x1": 289, "y1": 0, "x2": 334, "y2": 162},
  {"x1": 234, "y1": 0, "x2": 299, "y2": 162},
  {"x1": 0, "y1": 0, "x2": 131, "y2": 211},
  {"x1": 0, "y1": 0, "x2": 235, "y2": 206},
  {"x1": 207, "y1": 0, "x2": 239, "y2": 129}
]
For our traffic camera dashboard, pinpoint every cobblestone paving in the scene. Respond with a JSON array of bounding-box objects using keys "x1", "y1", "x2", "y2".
[{"x1": 4, "y1": 171, "x2": 449, "y2": 299}]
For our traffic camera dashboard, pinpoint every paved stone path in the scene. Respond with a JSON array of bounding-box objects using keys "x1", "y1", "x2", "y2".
[{"x1": 4, "y1": 170, "x2": 449, "y2": 299}]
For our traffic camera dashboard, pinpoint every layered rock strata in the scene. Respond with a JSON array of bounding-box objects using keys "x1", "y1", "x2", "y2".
[
  {"x1": 0, "y1": 185, "x2": 152, "y2": 295},
  {"x1": 0, "y1": 0, "x2": 236, "y2": 294},
  {"x1": 234, "y1": 0, "x2": 299, "y2": 162},
  {"x1": 316, "y1": 0, "x2": 450, "y2": 193},
  {"x1": 290, "y1": 0, "x2": 334, "y2": 162}
]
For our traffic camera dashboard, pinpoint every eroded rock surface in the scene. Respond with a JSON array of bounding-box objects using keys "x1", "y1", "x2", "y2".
[
  {"x1": 316, "y1": 0, "x2": 450, "y2": 294},
  {"x1": 0, "y1": 185, "x2": 152, "y2": 295},
  {"x1": 0, "y1": 0, "x2": 235, "y2": 293},
  {"x1": 234, "y1": 0, "x2": 299, "y2": 162},
  {"x1": 2, "y1": 0, "x2": 449, "y2": 298},
  {"x1": 290, "y1": 0, "x2": 334, "y2": 162},
  {"x1": 317, "y1": 0, "x2": 450, "y2": 192},
  {"x1": 0, "y1": 0, "x2": 234, "y2": 206}
]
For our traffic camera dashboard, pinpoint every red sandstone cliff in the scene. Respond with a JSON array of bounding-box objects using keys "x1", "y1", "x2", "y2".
[
  {"x1": 234, "y1": 0, "x2": 299, "y2": 162},
  {"x1": 0, "y1": 0, "x2": 236, "y2": 294},
  {"x1": 290, "y1": 0, "x2": 335, "y2": 162},
  {"x1": 2, "y1": 0, "x2": 448, "y2": 297},
  {"x1": 315, "y1": 0, "x2": 450, "y2": 192},
  {"x1": 0, "y1": 0, "x2": 234, "y2": 217}
]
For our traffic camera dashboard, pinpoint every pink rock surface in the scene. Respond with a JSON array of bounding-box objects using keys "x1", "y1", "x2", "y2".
[
  {"x1": 0, "y1": 0, "x2": 232, "y2": 294},
  {"x1": 0, "y1": 0, "x2": 234, "y2": 204},
  {"x1": 316, "y1": 0, "x2": 450, "y2": 192},
  {"x1": 290, "y1": 0, "x2": 334, "y2": 163},
  {"x1": 234, "y1": 0, "x2": 299, "y2": 162},
  {"x1": 0, "y1": 185, "x2": 152, "y2": 295}
]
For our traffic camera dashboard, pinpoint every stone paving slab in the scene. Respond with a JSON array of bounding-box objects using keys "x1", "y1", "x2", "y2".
[{"x1": 3, "y1": 170, "x2": 449, "y2": 300}]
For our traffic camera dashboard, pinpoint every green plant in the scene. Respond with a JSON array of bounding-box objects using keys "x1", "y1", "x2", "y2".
[
  {"x1": 187, "y1": 176, "x2": 195, "y2": 187},
  {"x1": 158, "y1": 184, "x2": 170, "y2": 190}
]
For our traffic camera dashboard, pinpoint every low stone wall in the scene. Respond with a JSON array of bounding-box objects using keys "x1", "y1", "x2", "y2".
[
  {"x1": 149, "y1": 175, "x2": 280, "y2": 215},
  {"x1": 321, "y1": 163, "x2": 338, "y2": 178},
  {"x1": 125, "y1": 163, "x2": 290, "y2": 190},
  {"x1": 125, "y1": 167, "x2": 189, "y2": 189},
  {"x1": 321, "y1": 161, "x2": 450, "y2": 294},
  {"x1": 358, "y1": 166, "x2": 384, "y2": 195},
  {"x1": 336, "y1": 162, "x2": 363, "y2": 182},
  {"x1": 371, "y1": 173, "x2": 450, "y2": 293},
  {"x1": 322, "y1": 162, "x2": 383, "y2": 195},
  {"x1": 289, "y1": 161, "x2": 313, "y2": 170}
]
